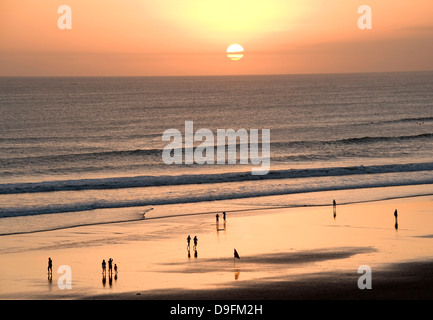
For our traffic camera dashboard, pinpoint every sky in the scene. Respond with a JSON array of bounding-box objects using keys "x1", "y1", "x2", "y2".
[{"x1": 0, "y1": 0, "x2": 432, "y2": 76}]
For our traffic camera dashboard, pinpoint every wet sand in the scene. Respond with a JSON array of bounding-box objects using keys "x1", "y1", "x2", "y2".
[
  {"x1": 1, "y1": 194, "x2": 433, "y2": 300},
  {"x1": 88, "y1": 260, "x2": 433, "y2": 300}
]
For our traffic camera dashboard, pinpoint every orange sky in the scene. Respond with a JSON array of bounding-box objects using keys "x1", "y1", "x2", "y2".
[{"x1": 0, "y1": 0, "x2": 432, "y2": 76}]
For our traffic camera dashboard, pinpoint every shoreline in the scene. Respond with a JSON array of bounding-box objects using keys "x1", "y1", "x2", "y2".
[
  {"x1": 1, "y1": 194, "x2": 433, "y2": 300},
  {"x1": 2, "y1": 184, "x2": 433, "y2": 237}
]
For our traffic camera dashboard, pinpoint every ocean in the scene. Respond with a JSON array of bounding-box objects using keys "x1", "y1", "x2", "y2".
[{"x1": 1, "y1": 72, "x2": 433, "y2": 235}]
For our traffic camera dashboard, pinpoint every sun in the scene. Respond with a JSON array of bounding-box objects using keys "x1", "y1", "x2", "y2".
[{"x1": 227, "y1": 44, "x2": 244, "y2": 61}]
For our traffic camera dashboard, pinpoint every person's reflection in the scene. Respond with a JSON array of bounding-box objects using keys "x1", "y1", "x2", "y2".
[
  {"x1": 187, "y1": 247, "x2": 191, "y2": 259},
  {"x1": 47, "y1": 272, "x2": 53, "y2": 290},
  {"x1": 194, "y1": 249, "x2": 198, "y2": 258},
  {"x1": 102, "y1": 273, "x2": 106, "y2": 287},
  {"x1": 216, "y1": 222, "x2": 226, "y2": 233},
  {"x1": 109, "y1": 272, "x2": 113, "y2": 287}
]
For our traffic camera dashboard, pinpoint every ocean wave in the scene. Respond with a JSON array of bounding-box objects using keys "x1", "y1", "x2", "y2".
[
  {"x1": 2, "y1": 132, "x2": 432, "y2": 162},
  {"x1": 378, "y1": 116, "x2": 433, "y2": 125},
  {"x1": 1, "y1": 177, "x2": 432, "y2": 219},
  {"x1": 273, "y1": 132, "x2": 433, "y2": 148},
  {"x1": 339, "y1": 133, "x2": 433, "y2": 144},
  {"x1": 0, "y1": 147, "x2": 163, "y2": 162},
  {"x1": 0, "y1": 132, "x2": 162, "y2": 143},
  {"x1": 1, "y1": 162, "x2": 433, "y2": 195}
]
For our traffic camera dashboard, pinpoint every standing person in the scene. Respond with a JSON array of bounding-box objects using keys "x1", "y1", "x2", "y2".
[
  {"x1": 187, "y1": 235, "x2": 191, "y2": 248},
  {"x1": 394, "y1": 209, "x2": 398, "y2": 220},
  {"x1": 102, "y1": 259, "x2": 106, "y2": 275},
  {"x1": 108, "y1": 258, "x2": 113, "y2": 274},
  {"x1": 333, "y1": 199, "x2": 337, "y2": 218},
  {"x1": 223, "y1": 212, "x2": 226, "y2": 221},
  {"x1": 114, "y1": 264, "x2": 118, "y2": 281},
  {"x1": 216, "y1": 213, "x2": 219, "y2": 223},
  {"x1": 193, "y1": 236, "x2": 198, "y2": 248},
  {"x1": 47, "y1": 257, "x2": 53, "y2": 275}
]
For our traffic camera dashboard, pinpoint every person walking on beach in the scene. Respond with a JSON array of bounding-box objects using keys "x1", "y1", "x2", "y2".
[
  {"x1": 223, "y1": 212, "x2": 226, "y2": 221},
  {"x1": 193, "y1": 236, "x2": 198, "y2": 249},
  {"x1": 102, "y1": 259, "x2": 106, "y2": 275},
  {"x1": 47, "y1": 257, "x2": 53, "y2": 275},
  {"x1": 216, "y1": 213, "x2": 219, "y2": 223},
  {"x1": 394, "y1": 209, "x2": 398, "y2": 220}
]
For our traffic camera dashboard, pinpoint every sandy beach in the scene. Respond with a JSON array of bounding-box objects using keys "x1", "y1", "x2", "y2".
[{"x1": 1, "y1": 193, "x2": 433, "y2": 300}]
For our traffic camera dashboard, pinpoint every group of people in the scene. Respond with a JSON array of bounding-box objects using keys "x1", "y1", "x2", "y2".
[
  {"x1": 186, "y1": 235, "x2": 198, "y2": 249},
  {"x1": 47, "y1": 205, "x2": 400, "y2": 281},
  {"x1": 186, "y1": 235, "x2": 198, "y2": 258},
  {"x1": 216, "y1": 211, "x2": 227, "y2": 223},
  {"x1": 47, "y1": 257, "x2": 119, "y2": 280},
  {"x1": 102, "y1": 258, "x2": 118, "y2": 275}
]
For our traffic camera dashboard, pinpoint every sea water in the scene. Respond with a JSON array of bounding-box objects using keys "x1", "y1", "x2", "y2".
[{"x1": 1, "y1": 72, "x2": 432, "y2": 234}]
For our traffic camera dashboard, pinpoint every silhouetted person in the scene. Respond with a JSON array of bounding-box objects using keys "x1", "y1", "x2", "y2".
[
  {"x1": 223, "y1": 212, "x2": 226, "y2": 221},
  {"x1": 47, "y1": 257, "x2": 53, "y2": 275},
  {"x1": 108, "y1": 258, "x2": 113, "y2": 274},
  {"x1": 193, "y1": 236, "x2": 198, "y2": 249},
  {"x1": 114, "y1": 264, "x2": 118, "y2": 275},
  {"x1": 394, "y1": 209, "x2": 398, "y2": 220},
  {"x1": 333, "y1": 199, "x2": 337, "y2": 218},
  {"x1": 216, "y1": 213, "x2": 219, "y2": 223},
  {"x1": 187, "y1": 235, "x2": 191, "y2": 250},
  {"x1": 102, "y1": 259, "x2": 106, "y2": 275}
]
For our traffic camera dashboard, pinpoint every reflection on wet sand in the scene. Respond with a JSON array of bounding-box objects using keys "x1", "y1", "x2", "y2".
[
  {"x1": 102, "y1": 262, "x2": 118, "y2": 288},
  {"x1": 234, "y1": 269, "x2": 240, "y2": 280},
  {"x1": 187, "y1": 246, "x2": 198, "y2": 259}
]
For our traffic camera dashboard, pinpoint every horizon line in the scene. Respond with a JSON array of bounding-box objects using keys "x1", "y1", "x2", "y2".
[{"x1": 1, "y1": 69, "x2": 432, "y2": 78}]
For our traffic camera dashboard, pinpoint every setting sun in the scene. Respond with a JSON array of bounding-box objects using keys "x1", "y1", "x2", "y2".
[{"x1": 227, "y1": 44, "x2": 244, "y2": 61}]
